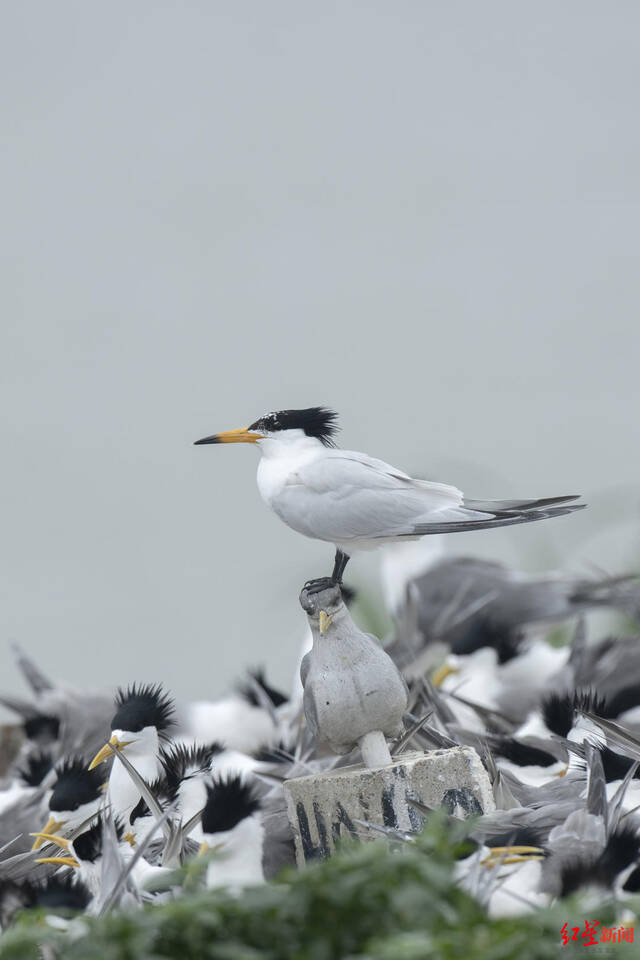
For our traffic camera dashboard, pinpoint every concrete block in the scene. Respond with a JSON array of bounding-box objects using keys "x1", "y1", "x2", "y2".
[
  {"x1": 0, "y1": 724, "x2": 24, "y2": 779},
  {"x1": 284, "y1": 746, "x2": 495, "y2": 864}
]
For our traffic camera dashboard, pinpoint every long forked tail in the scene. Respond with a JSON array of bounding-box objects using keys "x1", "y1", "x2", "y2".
[{"x1": 407, "y1": 494, "x2": 585, "y2": 537}]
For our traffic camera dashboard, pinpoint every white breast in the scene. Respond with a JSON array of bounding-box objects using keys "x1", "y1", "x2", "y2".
[{"x1": 256, "y1": 437, "x2": 323, "y2": 507}]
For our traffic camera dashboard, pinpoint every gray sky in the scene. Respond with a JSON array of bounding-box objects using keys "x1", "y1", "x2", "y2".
[{"x1": 2, "y1": 3, "x2": 640, "y2": 717}]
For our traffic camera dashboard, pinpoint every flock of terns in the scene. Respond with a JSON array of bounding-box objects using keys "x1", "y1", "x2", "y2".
[{"x1": 1, "y1": 407, "x2": 640, "y2": 934}]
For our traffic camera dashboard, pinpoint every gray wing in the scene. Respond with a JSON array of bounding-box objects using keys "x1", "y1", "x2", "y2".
[{"x1": 273, "y1": 451, "x2": 466, "y2": 542}]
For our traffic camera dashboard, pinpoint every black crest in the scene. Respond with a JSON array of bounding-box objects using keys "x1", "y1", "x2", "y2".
[
  {"x1": 560, "y1": 825, "x2": 640, "y2": 896},
  {"x1": 599, "y1": 746, "x2": 640, "y2": 784},
  {"x1": 73, "y1": 815, "x2": 124, "y2": 864},
  {"x1": 491, "y1": 738, "x2": 558, "y2": 769},
  {"x1": 595, "y1": 825, "x2": 640, "y2": 880},
  {"x1": 449, "y1": 621, "x2": 523, "y2": 664},
  {"x1": 23, "y1": 713, "x2": 60, "y2": 744},
  {"x1": 482, "y1": 825, "x2": 547, "y2": 850},
  {"x1": 27, "y1": 874, "x2": 91, "y2": 912},
  {"x1": 541, "y1": 689, "x2": 607, "y2": 738},
  {"x1": 50, "y1": 757, "x2": 105, "y2": 812},
  {"x1": 541, "y1": 692, "x2": 574, "y2": 738},
  {"x1": 249, "y1": 407, "x2": 339, "y2": 447},
  {"x1": 15, "y1": 750, "x2": 53, "y2": 788},
  {"x1": 201, "y1": 774, "x2": 261, "y2": 835},
  {"x1": 160, "y1": 742, "x2": 220, "y2": 800},
  {"x1": 111, "y1": 683, "x2": 175, "y2": 735},
  {"x1": 623, "y1": 864, "x2": 640, "y2": 893},
  {"x1": 604, "y1": 683, "x2": 640, "y2": 719},
  {"x1": 238, "y1": 668, "x2": 288, "y2": 709}
]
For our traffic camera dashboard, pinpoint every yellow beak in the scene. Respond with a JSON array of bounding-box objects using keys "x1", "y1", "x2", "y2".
[
  {"x1": 319, "y1": 611, "x2": 332, "y2": 635},
  {"x1": 194, "y1": 427, "x2": 263, "y2": 445},
  {"x1": 482, "y1": 845, "x2": 546, "y2": 867},
  {"x1": 89, "y1": 734, "x2": 133, "y2": 770},
  {"x1": 29, "y1": 833, "x2": 71, "y2": 853},
  {"x1": 31, "y1": 816, "x2": 67, "y2": 851},
  {"x1": 35, "y1": 856, "x2": 79, "y2": 868},
  {"x1": 431, "y1": 662, "x2": 459, "y2": 688},
  {"x1": 198, "y1": 840, "x2": 223, "y2": 856}
]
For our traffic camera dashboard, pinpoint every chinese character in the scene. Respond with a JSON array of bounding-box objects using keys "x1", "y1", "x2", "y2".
[
  {"x1": 560, "y1": 923, "x2": 582, "y2": 945},
  {"x1": 600, "y1": 925, "x2": 635, "y2": 943},
  {"x1": 582, "y1": 920, "x2": 600, "y2": 946}
]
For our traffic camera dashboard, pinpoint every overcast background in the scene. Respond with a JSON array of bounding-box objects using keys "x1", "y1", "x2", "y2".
[{"x1": 2, "y1": 3, "x2": 639, "y2": 716}]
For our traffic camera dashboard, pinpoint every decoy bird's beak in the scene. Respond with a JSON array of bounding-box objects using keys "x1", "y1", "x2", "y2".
[
  {"x1": 319, "y1": 611, "x2": 332, "y2": 635},
  {"x1": 31, "y1": 815, "x2": 67, "y2": 850},
  {"x1": 431, "y1": 662, "x2": 459, "y2": 687},
  {"x1": 89, "y1": 734, "x2": 134, "y2": 770},
  {"x1": 194, "y1": 427, "x2": 263, "y2": 445}
]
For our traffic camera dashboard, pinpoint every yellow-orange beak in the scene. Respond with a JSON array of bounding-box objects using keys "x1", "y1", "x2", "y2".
[
  {"x1": 197, "y1": 840, "x2": 224, "y2": 856},
  {"x1": 31, "y1": 816, "x2": 67, "y2": 851},
  {"x1": 35, "y1": 855, "x2": 79, "y2": 868},
  {"x1": 431, "y1": 662, "x2": 459, "y2": 688},
  {"x1": 319, "y1": 611, "x2": 332, "y2": 636},
  {"x1": 481, "y1": 845, "x2": 546, "y2": 867},
  {"x1": 194, "y1": 427, "x2": 263, "y2": 445},
  {"x1": 30, "y1": 833, "x2": 71, "y2": 853},
  {"x1": 89, "y1": 734, "x2": 133, "y2": 770}
]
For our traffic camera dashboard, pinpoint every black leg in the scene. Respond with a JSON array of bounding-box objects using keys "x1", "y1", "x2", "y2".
[
  {"x1": 303, "y1": 550, "x2": 351, "y2": 594},
  {"x1": 332, "y1": 549, "x2": 350, "y2": 584}
]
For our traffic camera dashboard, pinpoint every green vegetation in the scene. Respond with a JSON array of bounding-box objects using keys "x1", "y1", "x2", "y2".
[{"x1": 1, "y1": 815, "x2": 635, "y2": 960}]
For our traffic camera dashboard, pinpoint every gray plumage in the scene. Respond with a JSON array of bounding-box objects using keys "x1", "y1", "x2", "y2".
[{"x1": 299, "y1": 582, "x2": 408, "y2": 755}]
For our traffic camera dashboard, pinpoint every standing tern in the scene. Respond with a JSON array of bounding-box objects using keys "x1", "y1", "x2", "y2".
[{"x1": 195, "y1": 407, "x2": 585, "y2": 582}]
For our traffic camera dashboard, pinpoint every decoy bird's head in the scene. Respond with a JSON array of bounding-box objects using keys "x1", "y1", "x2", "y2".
[
  {"x1": 194, "y1": 407, "x2": 339, "y2": 452},
  {"x1": 299, "y1": 581, "x2": 346, "y2": 635},
  {"x1": 89, "y1": 683, "x2": 175, "y2": 770}
]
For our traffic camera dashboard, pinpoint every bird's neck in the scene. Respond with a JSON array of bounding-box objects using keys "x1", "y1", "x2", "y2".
[
  {"x1": 256, "y1": 436, "x2": 324, "y2": 504},
  {"x1": 258, "y1": 433, "x2": 325, "y2": 462},
  {"x1": 107, "y1": 736, "x2": 162, "y2": 822},
  {"x1": 206, "y1": 816, "x2": 264, "y2": 888}
]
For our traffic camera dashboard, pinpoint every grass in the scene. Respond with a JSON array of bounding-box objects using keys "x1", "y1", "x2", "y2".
[{"x1": 1, "y1": 814, "x2": 635, "y2": 960}]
